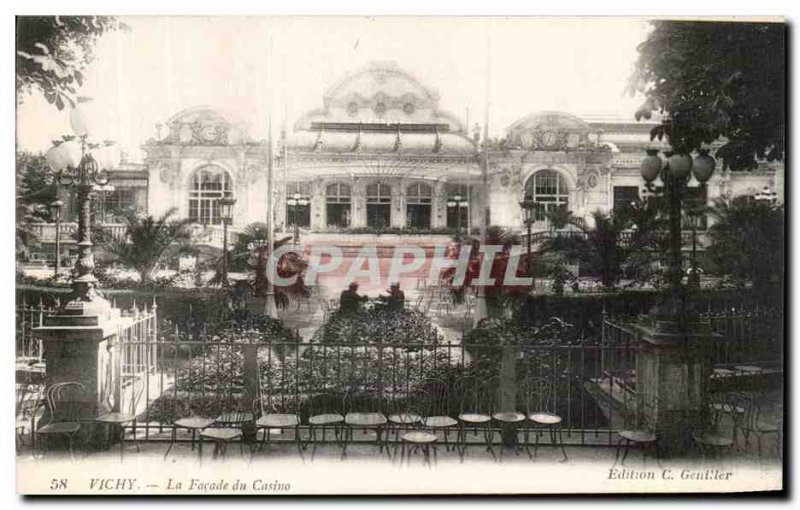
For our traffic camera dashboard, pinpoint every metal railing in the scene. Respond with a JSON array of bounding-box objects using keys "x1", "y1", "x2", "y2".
[
  {"x1": 120, "y1": 326, "x2": 643, "y2": 445},
  {"x1": 15, "y1": 299, "x2": 53, "y2": 360}
]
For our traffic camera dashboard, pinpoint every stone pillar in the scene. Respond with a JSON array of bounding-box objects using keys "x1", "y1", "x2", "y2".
[
  {"x1": 391, "y1": 185, "x2": 405, "y2": 228},
  {"x1": 35, "y1": 305, "x2": 123, "y2": 443},
  {"x1": 629, "y1": 319, "x2": 716, "y2": 455}
]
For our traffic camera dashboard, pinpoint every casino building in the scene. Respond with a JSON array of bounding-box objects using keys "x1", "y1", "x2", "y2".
[{"x1": 37, "y1": 61, "x2": 783, "y2": 264}]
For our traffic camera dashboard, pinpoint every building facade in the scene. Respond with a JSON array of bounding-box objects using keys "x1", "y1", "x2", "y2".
[{"x1": 35, "y1": 60, "x2": 783, "y2": 265}]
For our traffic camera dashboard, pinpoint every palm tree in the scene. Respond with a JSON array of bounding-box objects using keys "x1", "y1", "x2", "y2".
[
  {"x1": 541, "y1": 207, "x2": 662, "y2": 291},
  {"x1": 443, "y1": 226, "x2": 533, "y2": 318},
  {"x1": 208, "y1": 222, "x2": 308, "y2": 308},
  {"x1": 106, "y1": 208, "x2": 194, "y2": 285}
]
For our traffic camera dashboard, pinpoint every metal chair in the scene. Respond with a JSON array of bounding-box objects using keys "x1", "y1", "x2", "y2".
[
  {"x1": 709, "y1": 391, "x2": 749, "y2": 448},
  {"x1": 739, "y1": 393, "x2": 782, "y2": 460},
  {"x1": 163, "y1": 401, "x2": 216, "y2": 460},
  {"x1": 95, "y1": 375, "x2": 145, "y2": 461},
  {"x1": 342, "y1": 389, "x2": 389, "y2": 460},
  {"x1": 36, "y1": 382, "x2": 87, "y2": 461},
  {"x1": 16, "y1": 382, "x2": 44, "y2": 453},
  {"x1": 199, "y1": 387, "x2": 252, "y2": 462},
  {"x1": 420, "y1": 378, "x2": 458, "y2": 451},
  {"x1": 523, "y1": 377, "x2": 568, "y2": 463},
  {"x1": 253, "y1": 390, "x2": 304, "y2": 461},
  {"x1": 488, "y1": 375, "x2": 527, "y2": 461},
  {"x1": 612, "y1": 392, "x2": 662, "y2": 469},
  {"x1": 305, "y1": 391, "x2": 345, "y2": 461},
  {"x1": 387, "y1": 387, "x2": 424, "y2": 446},
  {"x1": 455, "y1": 374, "x2": 496, "y2": 462}
]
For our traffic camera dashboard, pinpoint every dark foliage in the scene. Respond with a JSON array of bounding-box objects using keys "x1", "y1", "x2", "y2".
[{"x1": 629, "y1": 21, "x2": 785, "y2": 170}]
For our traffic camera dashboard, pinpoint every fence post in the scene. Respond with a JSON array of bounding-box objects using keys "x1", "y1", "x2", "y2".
[
  {"x1": 499, "y1": 344, "x2": 517, "y2": 447},
  {"x1": 243, "y1": 342, "x2": 259, "y2": 406}
]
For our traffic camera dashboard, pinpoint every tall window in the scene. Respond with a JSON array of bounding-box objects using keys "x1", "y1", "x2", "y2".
[
  {"x1": 285, "y1": 182, "x2": 311, "y2": 228},
  {"x1": 526, "y1": 170, "x2": 569, "y2": 222},
  {"x1": 366, "y1": 182, "x2": 392, "y2": 228},
  {"x1": 326, "y1": 182, "x2": 351, "y2": 228},
  {"x1": 98, "y1": 188, "x2": 137, "y2": 223},
  {"x1": 613, "y1": 186, "x2": 640, "y2": 216},
  {"x1": 445, "y1": 183, "x2": 470, "y2": 229},
  {"x1": 188, "y1": 166, "x2": 233, "y2": 225},
  {"x1": 406, "y1": 182, "x2": 432, "y2": 229}
]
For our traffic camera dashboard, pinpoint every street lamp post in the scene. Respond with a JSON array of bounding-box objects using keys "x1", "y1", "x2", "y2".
[
  {"x1": 519, "y1": 192, "x2": 536, "y2": 287},
  {"x1": 286, "y1": 192, "x2": 310, "y2": 244},
  {"x1": 686, "y1": 206, "x2": 701, "y2": 289},
  {"x1": 49, "y1": 199, "x2": 64, "y2": 278},
  {"x1": 219, "y1": 197, "x2": 236, "y2": 287},
  {"x1": 446, "y1": 193, "x2": 469, "y2": 236},
  {"x1": 44, "y1": 99, "x2": 121, "y2": 317},
  {"x1": 639, "y1": 148, "x2": 715, "y2": 323}
]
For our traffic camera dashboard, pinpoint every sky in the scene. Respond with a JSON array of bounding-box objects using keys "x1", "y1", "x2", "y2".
[{"x1": 15, "y1": 16, "x2": 651, "y2": 161}]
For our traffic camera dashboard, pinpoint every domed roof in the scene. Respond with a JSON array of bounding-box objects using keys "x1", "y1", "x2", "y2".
[
  {"x1": 295, "y1": 61, "x2": 465, "y2": 133},
  {"x1": 507, "y1": 111, "x2": 592, "y2": 134},
  {"x1": 323, "y1": 61, "x2": 440, "y2": 107}
]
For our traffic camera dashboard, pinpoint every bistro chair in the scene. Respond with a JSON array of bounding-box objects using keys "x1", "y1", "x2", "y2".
[
  {"x1": 342, "y1": 388, "x2": 389, "y2": 460},
  {"x1": 739, "y1": 393, "x2": 782, "y2": 460},
  {"x1": 163, "y1": 400, "x2": 216, "y2": 460},
  {"x1": 691, "y1": 428, "x2": 734, "y2": 467},
  {"x1": 523, "y1": 377, "x2": 568, "y2": 463},
  {"x1": 305, "y1": 390, "x2": 345, "y2": 461},
  {"x1": 198, "y1": 387, "x2": 253, "y2": 462},
  {"x1": 708, "y1": 391, "x2": 749, "y2": 448},
  {"x1": 253, "y1": 389, "x2": 304, "y2": 461},
  {"x1": 16, "y1": 382, "x2": 44, "y2": 453},
  {"x1": 394, "y1": 430, "x2": 438, "y2": 469},
  {"x1": 612, "y1": 392, "x2": 662, "y2": 469},
  {"x1": 420, "y1": 378, "x2": 458, "y2": 451},
  {"x1": 488, "y1": 375, "x2": 527, "y2": 461},
  {"x1": 386, "y1": 386, "x2": 424, "y2": 446},
  {"x1": 454, "y1": 374, "x2": 496, "y2": 462},
  {"x1": 95, "y1": 375, "x2": 145, "y2": 462},
  {"x1": 36, "y1": 382, "x2": 88, "y2": 461}
]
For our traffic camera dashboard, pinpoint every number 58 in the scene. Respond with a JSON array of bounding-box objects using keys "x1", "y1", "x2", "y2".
[{"x1": 50, "y1": 479, "x2": 67, "y2": 490}]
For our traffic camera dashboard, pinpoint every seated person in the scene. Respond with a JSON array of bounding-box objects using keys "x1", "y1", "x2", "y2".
[
  {"x1": 382, "y1": 282, "x2": 405, "y2": 310},
  {"x1": 339, "y1": 282, "x2": 367, "y2": 313}
]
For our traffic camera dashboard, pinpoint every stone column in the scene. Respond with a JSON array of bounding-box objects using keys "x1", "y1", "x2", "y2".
[
  {"x1": 35, "y1": 306, "x2": 123, "y2": 444},
  {"x1": 391, "y1": 184, "x2": 405, "y2": 228},
  {"x1": 629, "y1": 319, "x2": 716, "y2": 455}
]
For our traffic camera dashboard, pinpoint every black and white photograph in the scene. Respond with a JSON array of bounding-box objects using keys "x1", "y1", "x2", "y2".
[{"x1": 12, "y1": 12, "x2": 786, "y2": 495}]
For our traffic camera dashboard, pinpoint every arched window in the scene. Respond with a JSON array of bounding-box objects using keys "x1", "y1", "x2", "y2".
[
  {"x1": 188, "y1": 166, "x2": 233, "y2": 225},
  {"x1": 366, "y1": 182, "x2": 392, "y2": 228},
  {"x1": 525, "y1": 170, "x2": 569, "y2": 222},
  {"x1": 326, "y1": 182, "x2": 352, "y2": 228},
  {"x1": 406, "y1": 182, "x2": 432, "y2": 229}
]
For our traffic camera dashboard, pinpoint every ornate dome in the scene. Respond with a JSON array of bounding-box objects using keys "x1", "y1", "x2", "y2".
[{"x1": 294, "y1": 61, "x2": 466, "y2": 133}]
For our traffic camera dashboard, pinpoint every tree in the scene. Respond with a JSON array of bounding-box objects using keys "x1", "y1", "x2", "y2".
[
  {"x1": 442, "y1": 226, "x2": 533, "y2": 318},
  {"x1": 16, "y1": 152, "x2": 58, "y2": 258},
  {"x1": 541, "y1": 207, "x2": 664, "y2": 291},
  {"x1": 209, "y1": 222, "x2": 308, "y2": 308},
  {"x1": 629, "y1": 21, "x2": 785, "y2": 170},
  {"x1": 706, "y1": 197, "x2": 784, "y2": 296},
  {"x1": 16, "y1": 16, "x2": 124, "y2": 110},
  {"x1": 106, "y1": 208, "x2": 194, "y2": 284}
]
